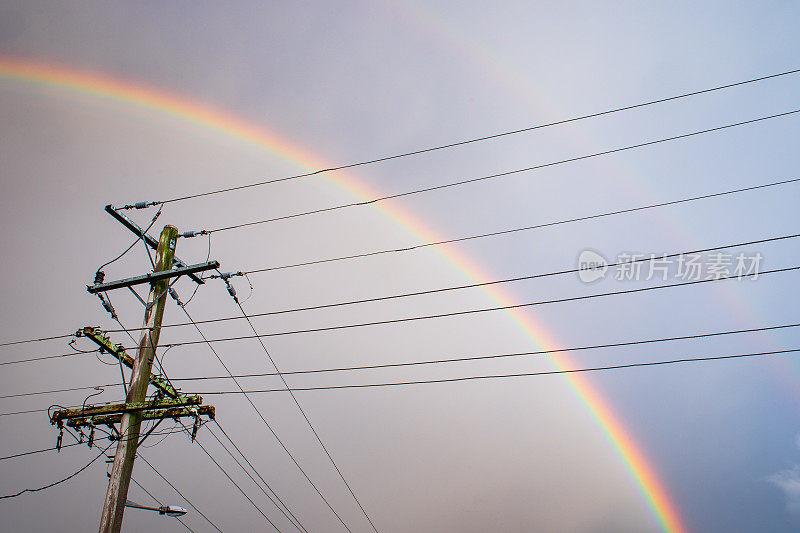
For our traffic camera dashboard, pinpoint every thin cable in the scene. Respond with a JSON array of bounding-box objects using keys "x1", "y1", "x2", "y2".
[
  {"x1": 212, "y1": 419, "x2": 307, "y2": 532},
  {"x1": 9, "y1": 322, "x2": 800, "y2": 400},
  {"x1": 177, "y1": 302, "x2": 354, "y2": 532},
  {"x1": 0, "y1": 407, "x2": 51, "y2": 417},
  {"x1": 207, "y1": 424, "x2": 307, "y2": 532},
  {"x1": 207, "y1": 110, "x2": 800, "y2": 233},
  {"x1": 0, "y1": 349, "x2": 98, "y2": 367},
  {"x1": 0, "y1": 333, "x2": 74, "y2": 348},
  {"x1": 189, "y1": 434, "x2": 281, "y2": 532},
  {"x1": 159, "y1": 265, "x2": 800, "y2": 344},
  {"x1": 0, "y1": 441, "x2": 83, "y2": 461},
  {"x1": 166, "y1": 322, "x2": 800, "y2": 382},
  {"x1": 157, "y1": 67, "x2": 800, "y2": 205},
  {"x1": 114, "y1": 306, "x2": 178, "y2": 399},
  {"x1": 231, "y1": 293, "x2": 380, "y2": 533},
  {"x1": 199, "y1": 348, "x2": 800, "y2": 394},
  {"x1": 241, "y1": 178, "x2": 800, "y2": 273},
  {"x1": 0, "y1": 383, "x2": 118, "y2": 400},
  {"x1": 95, "y1": 205, "x2": 162, "y2": 274},
  {"x1": 130, "y1": 476, "x2": 196, "y2": 533},
  {"x1": 137, "y1": 453, "x2": 224, "y2": 533},
  {"x1": 0, "y1": 440, "x2": 113, "y2": 499},
  {"x1": 182, "y1": 232, "x2": 212, "y2": 308},
  {"x1": 5, "y1": 179, "x2": 796, "y2": 350},
  {"x1": 106, "y1": 232, "x2": 797, "y2": 337}
]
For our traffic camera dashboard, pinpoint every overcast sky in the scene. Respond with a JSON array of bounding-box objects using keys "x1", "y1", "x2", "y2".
[{"x1": 1, "y1": 2, "x2": 799, "y2": 532}]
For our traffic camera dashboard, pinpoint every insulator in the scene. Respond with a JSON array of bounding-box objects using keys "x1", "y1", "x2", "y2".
[
  {"x1": 94, "y1": 271, "x2": 105, "y2": 284},
  {"x1": 134, "y1": 202, "x2": 149, "y2": 209},
  {"x1": 102, "y1": 299, "x2": 116, "y2": 316},
  {"x1": 169, "y1": 288, "x2": 181, "y2": 304},
  {"x1": 191, "y1": 416, "x2": 200, "y2": 442},
  {"x1": 179, "y1": 230, "x2": 208, "y2": 238}
]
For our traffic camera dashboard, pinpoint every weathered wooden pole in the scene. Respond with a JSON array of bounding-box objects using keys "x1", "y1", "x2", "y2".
[{"x1": 98, "y1": 225, "x2": 178, "y2": 533}]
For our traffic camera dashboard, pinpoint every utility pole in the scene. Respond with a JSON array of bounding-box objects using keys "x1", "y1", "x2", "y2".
[{"x1": 98, "y1": 225, "x2": 178, "y2": 533}]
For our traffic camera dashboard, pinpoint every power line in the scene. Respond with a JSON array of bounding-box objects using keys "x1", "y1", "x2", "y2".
[
  {"x1": 0, "y1": 384, "x2": 119, "y2": 400},
  {"x1": 0, "y1": 441, "x2": 83, "y2": 461},
  {"x1": 5, "y1": 322, "x2": 798, "y2": 402},
  {"x1": 176, "y1": 301, "x2": 355, "y2": 532},
  {"x1": 238, "y1": 179, "x2": 800, "y2": 273},
  {"x1": 0, "y1": 407, "x2": 52, "y2": 417},
  {"x1": 207, "y1": 423, "x2": 307, "y2": 532},
  {"x1": 137, "y1": 453, "x2": 224, "y2": 533},
  {"x1": 229, "y1": 292, "x2": 380, "y2": 533},
  {"x1": 0, "y1": 333, "x2": 74, "y2": 348},
  {"x1": 197, "y1": 348, "x2": 800, "y2": 394},
  {"x1": 0, "y1": 349, "x2": 97, "y2": 367},
  {"x1": 124, "y1": 266, "x2": 800, "y2": 345},
  {"x1": 0, "y1": 440, "x2": 113, "y2": 500},
  {"x1": 4, "y1": 182, "x2": 796, "y2": 352},
  {"x1": 99, "y1": 233, "x2": 800, "y2": 339},
  {"x1": 190, "y1": 434, "x2": 281, "y2": 532},
  {"x1": 205, "y1": 110, "x2": 800, "y2": 234},
  {"x1": 151, "y1": 67, "x2": 800, "y2": 206},
  {"x1": 164, "y1": 322, "x2": 800, "y2": 382}
]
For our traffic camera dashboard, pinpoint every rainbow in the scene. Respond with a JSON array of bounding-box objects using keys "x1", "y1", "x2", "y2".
[{"x1": 0, "y1": 56, "x2": 688, "y2": 533}]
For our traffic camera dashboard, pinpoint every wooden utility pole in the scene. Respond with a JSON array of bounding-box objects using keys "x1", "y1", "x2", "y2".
[{"x1": 99, "y1": 225, "x2": 178, "y2": 533}]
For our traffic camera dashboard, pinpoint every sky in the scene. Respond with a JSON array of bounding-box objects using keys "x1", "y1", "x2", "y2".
[{"x1": 0, "y1": 2, "x2": 799, "y2": 532}]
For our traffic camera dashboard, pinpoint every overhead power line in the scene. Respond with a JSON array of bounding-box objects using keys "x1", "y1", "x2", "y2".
[
  {"x1": 209, "y1": 421, "x2": 307, "y2": 532},
  {"x1": 205, "y1": 110, "x2": 800, "y2": 234},
  {"x1": 190, "y1": 435, "x2": 281, "y2": 532},
  {"x1": 240, "y1": 179, "x2": 799, "y2": 273},
  {"x1": 229, "y1": 292, "x2": 380, "y2": 533},
  {"x1": 5, "y1": 323, "x2": 798, "y2": 401},
  {"x1": 164, "y1": 322, "x2": 800, "y2": 382},
  {"x1": 0, "y1": 441, "x2": 83, "y2": 461},
  {"x1": 197, "y1": 347, "x2": 800, "y2": 394},
  {"x1": 176, "y1": 302, "x2": 356, "y2": 532},
  {"x1": 137, "y1": 454, "x2": 224, "y2": 533},
  {"x1": 0, "y1": 349, "x2": 99, "y2": 367},
  {"x1": 3, "y1": 180, "x2": 795, "y2": 351},
  {"x1": 149, "y1": 67, "x2": 800, "y2": 206},
  {"x1": 103, "y1": 233, "x2": 797, "y2": 337},
  {"x1": 0, "y1": 333, "x2": 74, "y2": 348},
  {"x1": 122, "y1": 265, "x2": 800, "y2": 345},
  {"x1": 0, "y1": 441, "x2": 113, "y2": 500}
]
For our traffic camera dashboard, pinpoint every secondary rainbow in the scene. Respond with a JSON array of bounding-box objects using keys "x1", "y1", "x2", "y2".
[{"x1": 0, "y1": 56, "x2": 688, "y2": 533}]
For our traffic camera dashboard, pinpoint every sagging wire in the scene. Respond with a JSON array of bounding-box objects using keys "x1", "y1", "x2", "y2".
[
  {"x1": 95, "y1": 299, "x2": 132, "y2": 397},
  {"x1": 67, "y1": 338, "x2": 113, "y2": 368},
  {"x1": 241, "y1": 273, "x2": 255, "y2": 304},
  {"x1": 81, "y1": 387, "x2": 105, "y2": 415},
  {"x1": 94, "y1": 204, "x2": 162, "y2": 282},
  {"x1": 0, "y1": 440, "x2": 115, "y2": 500},
  {"x1": 182, "y1": 232, "x2": 212, "y2": 308}
]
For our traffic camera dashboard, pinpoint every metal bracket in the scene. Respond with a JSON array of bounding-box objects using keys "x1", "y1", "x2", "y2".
[
  {"x1": 105, "y1": 205, "x2": 206, "y2": 285},
  {"x1": 77, "y1": 327, "x2": 180, "y2": 398},
  {"x1": 87, "y1": 261, "x2": 220, "y2": 294},
  {"x1": 51, "y1": 395, "x2": 203, "y2": 425}
]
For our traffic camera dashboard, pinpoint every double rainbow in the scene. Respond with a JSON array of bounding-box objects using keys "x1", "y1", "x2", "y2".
[{"x1": 0, "y1": 56, "x2": 688, "y2": 533}]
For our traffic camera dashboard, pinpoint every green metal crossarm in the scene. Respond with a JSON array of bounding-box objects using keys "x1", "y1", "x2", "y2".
[
  {"x1": 77, "y1": 327, "x2": 179, "y2": 398},
  {"x1": 66, "y1": 405, "x2": 215, "y2": 428},
  {"x1": 86, "y1": 261, "x2": 219, "y2": 294},
  {"x1": 50, "y1": 395, "x2": 202, "y2": 424}
]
